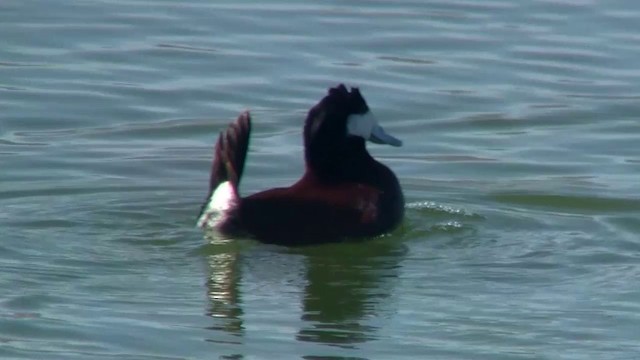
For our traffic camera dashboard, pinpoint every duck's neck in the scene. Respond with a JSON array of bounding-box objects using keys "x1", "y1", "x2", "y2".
[{"x1": 305, "y1": 137, "x2": 378, "y2": 184}]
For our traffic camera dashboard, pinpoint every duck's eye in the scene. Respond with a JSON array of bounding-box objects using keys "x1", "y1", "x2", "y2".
[{"x1": 347, "y1": 111, "x2": 403, "y2": 147}]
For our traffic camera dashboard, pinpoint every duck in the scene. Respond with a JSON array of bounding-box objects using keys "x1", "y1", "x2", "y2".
[{"x1": 197, "y1": 84, "x2": 404, "y2": 245}]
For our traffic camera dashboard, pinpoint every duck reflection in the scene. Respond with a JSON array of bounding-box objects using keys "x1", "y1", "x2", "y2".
[
  {"x1": 204, "y1": 235, "x2": 403, "y2": 351},
  {"x1": 204, "y1": 234, "x2": 244, "y2": 343},
  {"x1": 295, "y1": 240, "x2": 402, "y2": 347}
]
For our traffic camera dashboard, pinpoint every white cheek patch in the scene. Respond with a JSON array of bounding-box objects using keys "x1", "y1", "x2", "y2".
[
  {"x1": 347, "y1": 111, "x2": 376, "y2": 139},
  {"x1": 197, "y1": 181, "x2": 235, "y2": 228},
  {"x1": 347, "y1": 111, "x2": 403, "y2": 147}
]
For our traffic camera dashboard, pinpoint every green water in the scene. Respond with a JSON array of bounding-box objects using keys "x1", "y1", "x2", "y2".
[{"x1": 2, "y1": 1, "x2": 639, "y2": 359}]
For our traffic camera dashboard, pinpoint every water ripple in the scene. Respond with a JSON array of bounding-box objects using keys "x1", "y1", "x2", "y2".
[{"x1": 2, "y1": 0, "x2": 640, "y2": 359}]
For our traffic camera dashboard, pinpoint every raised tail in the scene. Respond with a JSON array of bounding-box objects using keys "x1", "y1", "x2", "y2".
[{"x1": 197, "y1": 111, "x2": 252, "y2": 227}]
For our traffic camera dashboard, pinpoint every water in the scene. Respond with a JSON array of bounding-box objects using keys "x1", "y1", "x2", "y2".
[{"x1": 2, "y1": 0, "x2": 639, "y2": 359}]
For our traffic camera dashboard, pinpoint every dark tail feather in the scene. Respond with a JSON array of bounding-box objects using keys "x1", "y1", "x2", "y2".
[
  {"x1": 209, "y1": 111, "x2": 251, "y2": 194},
  {"x1": 198, "y1": 111, "x2": 251, "y2": 221}
]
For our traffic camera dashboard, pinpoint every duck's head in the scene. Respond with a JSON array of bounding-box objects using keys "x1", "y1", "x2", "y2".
[{"x1": 303, "y1": 84, "x2": 402, "y2": 180}]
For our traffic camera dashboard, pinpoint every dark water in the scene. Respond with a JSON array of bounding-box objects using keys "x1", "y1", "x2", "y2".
[{"x1": 2, "y1": 1, "x2": 639, "y2": 359}]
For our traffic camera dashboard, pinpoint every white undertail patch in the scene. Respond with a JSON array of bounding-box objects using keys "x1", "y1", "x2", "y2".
[{"x1": 197, "y1": 181, "x2": 236, "y2": 228}]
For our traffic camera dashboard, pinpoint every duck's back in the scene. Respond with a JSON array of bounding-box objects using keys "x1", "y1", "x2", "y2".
[{"x1": 221, "y1": 166, "x2": 404, "y2": 245}]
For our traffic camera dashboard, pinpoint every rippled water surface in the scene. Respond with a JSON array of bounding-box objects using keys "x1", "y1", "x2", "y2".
[{"x1": 2, "y1": 1, "x2": 640, "y2": 359}]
